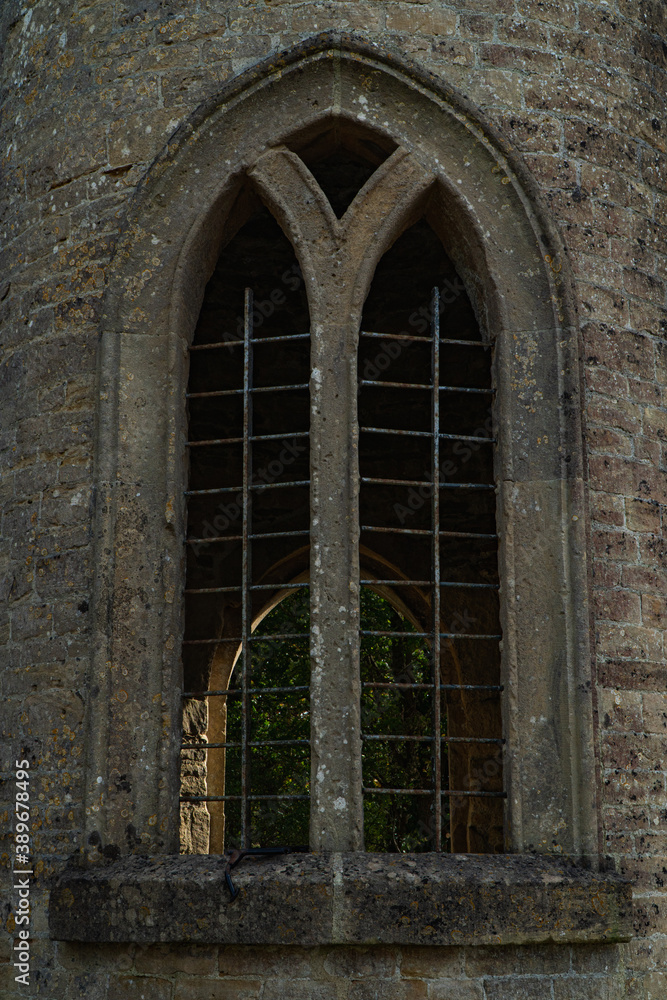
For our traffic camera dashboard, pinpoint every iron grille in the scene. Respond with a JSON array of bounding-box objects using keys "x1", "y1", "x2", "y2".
[
  {"x1": 180, "y1": 288, "x2": 311, "y2": 850},
  {"x1": 358, "y1": 287, "x2": 505, "y2": 853}
]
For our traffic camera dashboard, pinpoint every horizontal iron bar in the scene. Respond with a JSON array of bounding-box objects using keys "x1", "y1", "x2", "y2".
[
  {"x1": 362, "y1": 788, "x2": 506, "y2": 798},
  {"x1": 182, "y1": 739, "x2": 310, "y2": 749},
  {"x1": 183, "y1": 685, "x2": 310, "y2": 698},
  {"x1": 360, "y1": 379, "x2": 430, "y2": 390},
  {"x1": 185, "y1": 585, "x2": 240, "y2": 595},
  {"x1": 183, "y1": 632, "x2": 309, "y2": 645},
  {"x1": 361, "y1": 330, "x2": 430, "y2": 343},
  {"x1": 185, "y1": 580, "x2": 310, "y2": 595},
  {"x1": 250, "y1": 529, "x2": 310, "y2": 540},
  {"x1": 251, "y1": 333, "x2": 310, "y2": 344},
  {"x1": 186, "y1": 535, "x2": 242, "y2": 545},
  {"x1": 360, "y1": 379, "x2": 493, "y2": 394},
  {"x1": 362, "y1": 682, "x2": 503, "y2": 692},
  {"x1": 362, "y1": 735, "x2": 505, "y2": 744},
  {"x1": 187, "y1": 383, "x2": 309, "y2": 399},
  {"x1": 360, "y1": 529, "x2": 499, "y2": 541},
  {"x1": 440, "y1": 432, "x2": 495, "y2": 443},
  {"x1": 186, "y1": 528, "x2": 310, "y2": 545},
  {"x1": 187, "y1": 437, "x2": 242, "y2": 446},
  {"x1": 362, "y1": 787, "x2": 431, "y2": 795},
  {"x1": 185, "y1": 480, "x2": 310, "y2": 496},
  {"x1": 186, "y1": 431, "x2": 309, "y2": 447},
  {"x1": 361, "y1": 525, "x2": 432, "y2": 536},
  {"x1": 363, "y1": 734, "x2": 432, "y2": 742},
  {"x1": 360, "y1": 579, "x2": 499, "y2": 589},
  {"x1": 361, "y1": 477, "x2": 494, "y2": 489},
  {"x1": 360, "y1": 630, "x2": 501, "y2": 639},
  {"x1": 360, "y1": 426, "x2": 432, "y2": 438},
  {"x1": 190, "y1": 333, "x2": 309, "y2": 351},
  {"x1": 439, "y1": 338, "x2": 492, "y2": 348},
  {"x1": 180, "y1": 794, "x2": 310, "y2": 802},
  {"x1": 360, "y1": 332, "x2": 490, "y2": 348},
  {"x1": 359, "y1": 427, "x2": 495, "y2": 444},
  {"x1": 440, "y1": 530, "x2": 498, "y2": 539}
]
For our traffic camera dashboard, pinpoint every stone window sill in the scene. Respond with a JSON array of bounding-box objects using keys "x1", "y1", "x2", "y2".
[{"x1": 49, "y1": 853, "x2": 632, "y2": 947}]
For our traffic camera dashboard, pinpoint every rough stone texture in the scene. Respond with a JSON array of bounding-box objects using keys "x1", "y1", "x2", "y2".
[
  {"x1": 49, "y1": 852, "x2": 632, "y2": 945},
  {"x1": 0, "y1": 1, "x2": 666, "y2": 998},
  {"x1": 73, "y1": 35, "x2": 597, "y2": 865}
]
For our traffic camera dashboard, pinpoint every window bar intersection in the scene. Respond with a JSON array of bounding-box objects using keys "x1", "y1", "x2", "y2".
[
  {"x1": 180, "y1": 288, "x2": 312, "y2": 837},
  {"x1": 359, "y1": 287, "x2": 505, "y2": 844}
]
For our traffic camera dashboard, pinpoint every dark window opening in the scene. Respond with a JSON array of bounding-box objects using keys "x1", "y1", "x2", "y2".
[
  {"x1": 180, "y1": 183, "x2": 504, "y2": 856},
  {"x1": 287, "y1": 119, "x2": 397, "y2": 218},
  {"x1": 180, "y1": 201, "x2": 311, "y2": 855},
  {"x1": 358, "y1": 219, "x2": 505, "y2": 854}
]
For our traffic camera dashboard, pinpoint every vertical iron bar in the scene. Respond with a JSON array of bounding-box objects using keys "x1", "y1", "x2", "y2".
[
  {"x1": 432, "y1": 287, "x2": 442, "y2": 851},
  {"x1": 241, "y1": 288, "x2": 253, "y2": 848}
]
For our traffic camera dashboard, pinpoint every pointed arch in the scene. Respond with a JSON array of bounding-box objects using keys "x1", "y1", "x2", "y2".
[{"x1": 86, "y1": 33, "x2": 596, "y2": 862}]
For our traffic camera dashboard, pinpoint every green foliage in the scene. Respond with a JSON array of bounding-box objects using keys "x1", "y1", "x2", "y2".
[
  {"x1": 225, "y1": 586, "x2": 310, "y2": 849},
  {"x1": 360, "y1": 588, "x2": 440, "y2": 852},
  {"x1": 224, "y1": 586, "x2": 445, "y2": 851}
]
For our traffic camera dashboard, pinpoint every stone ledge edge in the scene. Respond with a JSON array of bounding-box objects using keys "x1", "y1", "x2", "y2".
[{"x1": 49, "y1": 853, "x2": 632, "y2": 947}]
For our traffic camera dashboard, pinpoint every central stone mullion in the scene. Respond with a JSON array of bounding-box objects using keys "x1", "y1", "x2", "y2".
[{"x1": 309, "y1": 308, "x2": 362, "y2": 852}]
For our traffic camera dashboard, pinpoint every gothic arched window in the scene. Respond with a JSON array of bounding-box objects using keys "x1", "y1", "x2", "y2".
[
  {"x1": 78, "y1": 41, "x2": 600, "y2": 874},
  {"x1": 179, "y1": 126, "x2": 504, "y2": 856}
]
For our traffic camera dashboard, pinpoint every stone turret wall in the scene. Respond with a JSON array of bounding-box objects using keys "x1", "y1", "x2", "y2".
[{"x1": 1, "y1": 1, "x2": 666, "y2": 996}]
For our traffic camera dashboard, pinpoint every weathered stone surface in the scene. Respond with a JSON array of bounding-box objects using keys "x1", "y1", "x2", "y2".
[
  {"x1": 1, "y1": 3, "x2": 666, "y2": 997},
  {"x1": 49, "y1": 853, "x2": 632, "y2": 946}
]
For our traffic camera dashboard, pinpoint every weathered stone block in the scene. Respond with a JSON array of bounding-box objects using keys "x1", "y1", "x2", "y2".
[{"x1": 49, "y1": 854, "x2": 632, "y2": 947}]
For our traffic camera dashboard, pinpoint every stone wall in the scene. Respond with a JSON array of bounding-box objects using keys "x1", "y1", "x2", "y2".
[
  {"x1": 51, "y1": 943, "x2": 625, "y2": 1000},
  {"x1": 1, "y1": 1, "x2": 666, "y2": 997}
]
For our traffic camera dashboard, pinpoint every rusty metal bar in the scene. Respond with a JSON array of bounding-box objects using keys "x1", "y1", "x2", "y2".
[
  {"x1": 187, "y1": 383, "x2": 309, "y2": 400},
  {"x1": 361, "y1": 525, "x2": 432, "y2": 536},
  {"x1": 184, "y1": 586, "x2": 242, "y2": 595},
  {"x1": 431, "y1": 287, "x2": 443, "y2": 852},
  {"x1": 183, "y1": 739, "x2": 310, "y2": 749},
  {"x1": 190, "y1": 334, "x2": 310, "y2": 353},
  {"x1": 184, "y1": 685, "x2": 309, "y2": 698},
  {"x1": 359, "y1": 578, "x2": 499, "y2": 589},
  {"x1": 186, "y1": 431, "x2": 309, "y2": 447},
  {"x1": 187, "y1": 680, "x2": 501, "y2": 696},
  {"x1": 185, "y1": 480, "x2": 310, "y2": 496},
  {"x1": 361, "y1": 477, "x2": 495, "y2": 489},
  {"x1": 186, "y1": 536, "x2": 243, "y2": 545},
  {"x1": 363, "y1": 682, "x2": 503, "y2": 692},
  {"x1": 360, "y1": 379, "x2": 493, "y2": 394},
  {"x1": 362, "y1": 735, "x2": 504, "y2": 744},
  {"x1": 251, "y1": 333, "x2": 311, "y2": 345},
  {"x1": 362, "y1": 788, "x2": 505, "y2": 798},
  {"x1": 183, "y1": 632, "x2": 309, "y2": 646},
  {"x1": 184, "y1": 581, "x2": 309, "y2": 596},
  {"x1": 186, "y1": 529, "x2": 310, "y2": 545},
  {"x1": 360, "y1": 331, "x2": 491, "y2": 349},
  {"x1": 438, "y1": 338, "x2": 492, "y2": 348},
  {"x1": 361, "y1": 330, "x2": 431, "y2": 343},
  {"x1": 439, "y1": 432, "x2": 494, "y2": 443},
  {"x1": 440, "y1": 530, "x2": 498, "y2": 540},
  {"x1": 360, "y1": 426, "x2": 432, "y2": 438},
  {"x1": 360, "y1": 630, "x2": 501, "y2": 639},
  {"x1": 360, "y1": 527, "x2": 498, "y2": 539},
  {"x1": 181, "y1": 794, "x2": 310, "y2": 802}
]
